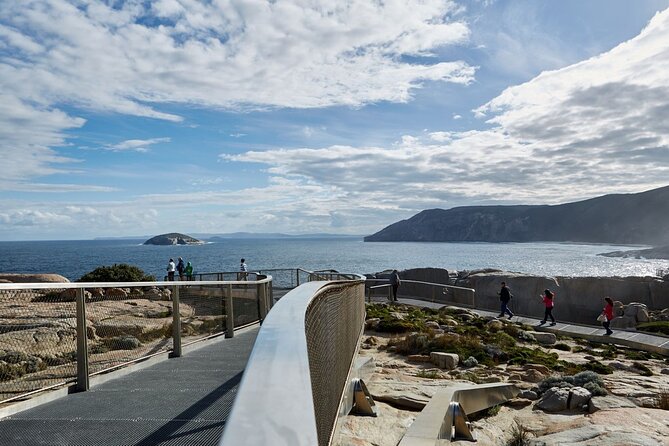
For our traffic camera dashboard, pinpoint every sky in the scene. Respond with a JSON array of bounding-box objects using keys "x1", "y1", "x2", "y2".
[{"x1": 1, "y1": 0, "x2": 669, "y2": 240}]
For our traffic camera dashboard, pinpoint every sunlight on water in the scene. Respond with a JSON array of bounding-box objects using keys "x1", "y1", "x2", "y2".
[{"x1": 0, "y1": 239, "x2": 666, "y2": 281}]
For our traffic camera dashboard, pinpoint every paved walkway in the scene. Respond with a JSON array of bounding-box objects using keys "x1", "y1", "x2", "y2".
[
  {"x1": 374, "y1": 296, "x2": 669, "y2": 356},
  {"x1": 0, "y1": 328, "x2": 258, "y2": 446}
]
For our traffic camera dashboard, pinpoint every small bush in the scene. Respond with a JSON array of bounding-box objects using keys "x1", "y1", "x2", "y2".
[
  {"x1": 553, "y1": 343, "x2": 571, "y2": 351},
  {"x1": 572, "y1": 371, "x2": 604, "y2": 388},
  {"x1": 583, "y1": 381, "x2": 608, "y2": 396},
  {"x1": 507, "y1": 420, "x2": 532, "y2": 446},
  {"x1": 631, "y1": 361, "x2": 653, "y2": 376},
  {"x1": 637, "y1": 321, "x2": 669, "y2": 336},
  {"x1": 416, "y1": 369, "x2": 443, "y2": 379},
  {"x1": 491, "y1": 331, "x2": 517, "y2": 349},
  {"x1": 78, "y1": 263, "x2": 155, "y2": 282},
  {"x1": 600, "y1": 345, "x2": 618, "y2": 360},
  {"x1": 580, "y1": 360, "x2": 613, "y2": 375},
  {"x1": 623, "y1": 350, "x2": 653, "y2": 361}
]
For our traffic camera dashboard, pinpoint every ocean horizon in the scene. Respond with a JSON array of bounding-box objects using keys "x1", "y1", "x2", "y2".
[{"x1": 0, "y1": 238, "x2": 665, "y2": 282}]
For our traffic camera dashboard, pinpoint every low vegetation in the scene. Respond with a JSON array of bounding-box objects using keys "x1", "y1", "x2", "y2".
[
  {"x1": 654, "y1": 388, "x2": 669, "y2": 410},
  {"x1": 637, "y1": 321, "x2": 669, "y2": 336},
  {"x1": 537, "y1": 371, "x2": 607, "y2": 396},
  {"x1": 507, "y1": 420, "x2": 532, "y2": 446},
  {"x1": 78, "y1": 263, "x2": 155, "y2": 282}
]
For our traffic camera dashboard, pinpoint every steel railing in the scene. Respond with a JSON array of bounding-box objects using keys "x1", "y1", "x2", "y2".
[
  {"x1": 365, "y1": 278, "x2": 475, "y2": 307},
  {"x1": 0, "y1": 277, "x2": 271, "y2": 406},
  {"x1": 220, "y1": 274, "x2": 366, "y2": 446}
]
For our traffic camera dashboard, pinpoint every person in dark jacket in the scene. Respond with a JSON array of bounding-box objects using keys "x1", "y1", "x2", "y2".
[
  {"x1": 176, "y1": 257, "x2": 185, "y2": 281},
  {"x1": 498, "y1": 281, "x2": 514, "y2": 319},
  {"x1": 389, "y1": 270, "x2": 401, "y2": 302}
]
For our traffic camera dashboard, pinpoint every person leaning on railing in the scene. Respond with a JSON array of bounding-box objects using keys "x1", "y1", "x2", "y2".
[{"x1": 389, "y1": 270, "x2": 401, "y2": 302}]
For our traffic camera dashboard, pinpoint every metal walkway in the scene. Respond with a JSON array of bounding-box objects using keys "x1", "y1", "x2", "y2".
[{"x1": 0, "y1": 328, "x2": 258, "y2": 446}]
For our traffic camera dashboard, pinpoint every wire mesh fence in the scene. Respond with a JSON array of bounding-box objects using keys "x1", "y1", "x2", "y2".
[
  {"x1": 0, "y1": 287, "x2": 77, "y2": 403},
  {"x1": 0, "y1": 277, "x2": 272, "y2": 406}
]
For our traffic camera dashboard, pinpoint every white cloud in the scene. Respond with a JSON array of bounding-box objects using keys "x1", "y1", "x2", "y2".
[
  {"x1": 222, "y1": 9, "x2": 669, "y2": 228},
  {"x1": 105, "y1": 138, "x2": 171, "y2": 153},
  {"x1": 0, "y1": 0, "x2": 472, "y2": 189}
]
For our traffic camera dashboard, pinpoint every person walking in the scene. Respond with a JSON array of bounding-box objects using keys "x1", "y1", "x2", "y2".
[
  {"x1": 601, "y1": 297, "x2": 614, "y2": 335},
  {"x1": 239, "y1": 258, "x2": 248, "y2": 281},
  {"x1": 538, "y1": 289, "x2": 556, "y2": 325},
  {"x1": 185, "y1": 261, "x2": 193, "y2": 281},
  {"x1": 166, "y1": 258, "x2": 176, "y2": 281},
  {"x1": 176, "y1": 257, "x2": 185, "y2": 281},
  {"x1": 498, "y1": 281, "x2": 514, "y2": 319},
  {"x1": 389, "y1": 270, "x2": 401, "y2": 302}
]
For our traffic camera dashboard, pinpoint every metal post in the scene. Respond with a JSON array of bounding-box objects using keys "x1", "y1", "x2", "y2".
[
  {"x1": 171, "y1": 285, "x2": 182, "y2": 358},
  {"x1": 258, "y1": 282, "x2": 267, "y2": 322},
  {"x1": 225, "y1": 283, "x2": 234, "y2": 338},
  {"x1": 296, "y1": 269, "x2": 300, "y2": 287},
  {"x1": 75, "y1": 288, "x2": 89, "y2": 392},
  {"x1": 269, "y1": 281, "x2": 274, "y2": 309}
]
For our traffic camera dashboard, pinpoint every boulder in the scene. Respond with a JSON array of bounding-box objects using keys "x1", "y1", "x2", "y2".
[
  {"x1": 536, "y1": 387, "x2": 570, "y2": 412},
  {"x1": 407, "y1": 355, "x2": 432, "y2": 363},
  {"x1": 425, "y1": 321, "x2": 440, "y2": 330},
  {"x1": 613, "y1": 300, "x2": 625, "y2": 317},
  {"x1": 461, "y1": 356, "x2": 478, "y2": 368},
  {"x1": 529, "y1": 332, "x2": 557, "y2": 345},
  {"x1": 625, "y1": 302, "x2": 650, "y2": 323},
  {"x1": 0, "y1": 274, "x2": 69, "y2": 283},
  {"x1": 430, "y1": 352, "x2": 459, "y2": 370},
  {"x1": 522, "y1": 369, "x2": 545, "y2": 383},
  {"x1": 506, "y1": 398, "x2": 532, "y2": 408},
  {"x1": 519, "y1": 390, "x2": 538, "y2": 400},
  {"x1": 588, "y1": 395, "x2": 636, "y2": 413},
  {"x1": 568, "y1": 386, "x2": 592, "y2": 410},
  {"x1": 365, "y1": 318, "x2": 381, "y2": 330},
  {"x1": 610, "y1": 316, "x2": 636, "y2": 329}
]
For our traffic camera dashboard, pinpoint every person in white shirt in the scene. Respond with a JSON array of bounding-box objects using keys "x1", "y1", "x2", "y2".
[{"x1": 166, "y1": 258, "x2": 176, "y2": 281}]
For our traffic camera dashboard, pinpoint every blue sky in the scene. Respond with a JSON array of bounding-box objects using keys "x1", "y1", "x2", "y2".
[{"x1": 1, "y1": 0, "x2": 669, "y2": 240}]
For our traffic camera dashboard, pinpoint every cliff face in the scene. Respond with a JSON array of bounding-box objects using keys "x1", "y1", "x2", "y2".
[
  {"x1": 143, "y1": 233, "x2": 203, "y2": 245},
  {"x1": 365, "y1": 185, "x2": 669, "y2": 244}
]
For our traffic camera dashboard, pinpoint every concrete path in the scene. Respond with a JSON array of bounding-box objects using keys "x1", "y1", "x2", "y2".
[
  {"x1": 372, "y1": 296, "x2": 669, "y2": 356},
  {"x1": 0, "y1": 328, "x2": 259, "y2": 446}
]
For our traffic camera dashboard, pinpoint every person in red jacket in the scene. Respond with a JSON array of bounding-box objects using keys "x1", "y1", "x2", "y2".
[
  {"x1": 601, "y1": 297, "x2": 614, "y2": 335},
  {"x1": 538, "y1": 289, "x2": 556, "y2": 326}
]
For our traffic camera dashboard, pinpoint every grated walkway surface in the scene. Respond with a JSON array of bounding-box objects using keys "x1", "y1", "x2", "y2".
[{"x1": 0, "y1": 328, "x2": 258, "y2": 446}]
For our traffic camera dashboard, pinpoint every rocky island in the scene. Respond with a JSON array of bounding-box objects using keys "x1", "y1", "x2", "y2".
[{"x1": 143, "y1": 232, "x2": 203, "y2": 246}]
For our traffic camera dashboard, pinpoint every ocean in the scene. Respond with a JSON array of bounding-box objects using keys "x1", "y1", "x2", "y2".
[{"x1": 0, "y1": 238, "x2": 665, "y2": 282}]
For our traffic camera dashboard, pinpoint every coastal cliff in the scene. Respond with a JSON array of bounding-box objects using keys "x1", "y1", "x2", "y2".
[
  {"x1": 143, "y1": 233, "x2": 203, "y2": 246},
  {"x1": 364, "y1": 185, "x2": 669, "y2": 244}
]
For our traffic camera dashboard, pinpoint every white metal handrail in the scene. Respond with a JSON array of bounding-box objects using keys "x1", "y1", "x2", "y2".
[{"x1": 220, "y1": 274, "x2": 366, "y2": 446}]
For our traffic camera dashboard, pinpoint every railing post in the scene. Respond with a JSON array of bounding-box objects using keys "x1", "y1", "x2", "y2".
[
  {"x1": 269, "y1": 281, "x2": 274, "y2": 309},
  {"x1": 171, "y1": 285, "x2": 182, "y2": 358},
  {"x1": 296, "y1": 269, "x2": 300, "y2": 287},
  {"x1": 75, "y1": 288, "x2": 89, "y2": 392},
  {"x1": 225, "y1": 283, "x2": 234, "y2": 338},
  {"x1": 258, "y1": 282, "x2": 267, "y2": 322}
]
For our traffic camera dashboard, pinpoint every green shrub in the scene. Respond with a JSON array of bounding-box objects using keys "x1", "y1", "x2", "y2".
[
  {"x1": 600, "y1": 345, "x2": 618, "y2": 360},
  {"x1": 416, "y1": 369, "x2": 443, "y2": 379},
  {"x1": 583, "y1": 381, "x2": 608, "y2": 396},
  {"x1": 637, "y1": 321, "x2": 669, "y2": 336},
  {"x1": 631, "y1": 361, "x2": 653, "y2": 376},
  {"x1": 553, "y1": 343, "x2": 571, "y2": 351},
  {"x1": 376, "y1": 319, "x2": 420, "y2": 333},
  {"x1": 491, "y1": 331, "x2": 517, "y2": 349},
  {"x1": 580, "y1": 360, "x2": 613, "y2": 375},
  {"x1": 78, "y1": 263, "x2": 155, "y2": 282},
  {"x1": 572, "y1": 370, "x2": 604, "y2": 388}
]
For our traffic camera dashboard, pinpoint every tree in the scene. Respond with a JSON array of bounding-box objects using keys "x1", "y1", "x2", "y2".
[{"x1": 77, "y1": 264, "x2": 155, "y2": 282}]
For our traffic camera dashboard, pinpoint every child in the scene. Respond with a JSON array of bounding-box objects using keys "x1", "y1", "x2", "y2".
[
  {"x1": 539, "y1": 289, "x2": 556, "y2": 326},
  {"x1": 601, "y1": 297, "x2": 614, "y2": 335}
]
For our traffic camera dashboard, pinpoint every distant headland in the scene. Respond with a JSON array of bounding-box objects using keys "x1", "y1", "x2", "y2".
[
  {"x1": 143, "y1": 233, "x2": 204, "y2": 246},
  {"x1": 365, "y1": 185, "x2": 669, "y2": 245}
]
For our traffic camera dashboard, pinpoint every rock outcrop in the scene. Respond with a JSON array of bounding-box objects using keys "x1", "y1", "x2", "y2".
[
  {"x1": 0, "y1": 274, "x2": 69, "y2": 283},
  {"x1": 143, "y1": 233, "x2": 203, "y2": 245}
]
